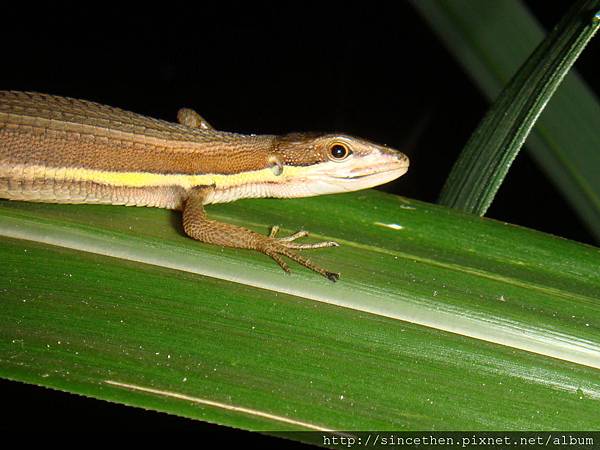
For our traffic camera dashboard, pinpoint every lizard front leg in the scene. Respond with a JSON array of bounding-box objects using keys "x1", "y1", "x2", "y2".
[
  {"x1": 182, "y1": 188, "x2": 340, "y2": 281},
  {"x1": 177, "y1": 108, "x2": 213, "y2": 130}
]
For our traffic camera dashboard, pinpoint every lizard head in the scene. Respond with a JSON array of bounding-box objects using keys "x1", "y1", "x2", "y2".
[{"x1": 269, "y1": 133, "x2": 409, "y2": 197}]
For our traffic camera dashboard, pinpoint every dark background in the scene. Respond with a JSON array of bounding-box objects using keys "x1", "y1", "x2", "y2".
[{"x1": 0, "y1": 1, "x2": 598, "y2": 441}]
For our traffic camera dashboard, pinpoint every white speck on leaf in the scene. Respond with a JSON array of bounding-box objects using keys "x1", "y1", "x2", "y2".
[{"x1": 374, "y1": 222, "x2": 404, "y2": 230}]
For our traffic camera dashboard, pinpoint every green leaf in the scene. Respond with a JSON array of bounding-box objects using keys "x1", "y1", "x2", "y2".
[
  {"x1": 413, "y1": 0, "x2": 600, "y2": 233},
  {"x1": 2, "y1": 192, "x2": 600, "y2": 431}
]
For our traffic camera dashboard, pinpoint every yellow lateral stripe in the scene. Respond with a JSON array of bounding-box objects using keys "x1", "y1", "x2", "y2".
[{"x1": 2, "y1": 164, "x2": 309, "y2": 188}]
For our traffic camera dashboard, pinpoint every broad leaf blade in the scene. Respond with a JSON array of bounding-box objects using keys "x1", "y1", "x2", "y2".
[
  {"x1": 2, "y1": 233, "x2": 600, "y2": 431},
  {"x1": 2, "y1": 193, "x2": 600, "y2": 366},
  {"x1": 1, "y1": 191, "x2": 600, "y2": 430}
]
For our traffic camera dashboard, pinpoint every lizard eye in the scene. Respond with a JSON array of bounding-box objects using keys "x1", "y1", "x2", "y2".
[{"x1": 328, "y1": 143, "x2": 352, "y2": 161}]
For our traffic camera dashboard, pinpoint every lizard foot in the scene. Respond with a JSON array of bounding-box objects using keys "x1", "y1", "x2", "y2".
[{"x1": 264, "y1": 226, "x2": 340, "y2": 282}]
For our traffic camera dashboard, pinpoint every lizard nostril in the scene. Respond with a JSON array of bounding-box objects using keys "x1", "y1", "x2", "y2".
[{"x1": 401, "y1": 154, "x2": 410, "y2": 167}]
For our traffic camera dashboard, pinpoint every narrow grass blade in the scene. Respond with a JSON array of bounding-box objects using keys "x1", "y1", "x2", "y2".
[{"x1": 414, "y1": 0, "x2": 600, "y2": 230}]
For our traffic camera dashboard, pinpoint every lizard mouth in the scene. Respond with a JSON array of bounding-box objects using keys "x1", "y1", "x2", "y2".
[
  {"x1": 331, "y1": 155, "x2": 409, "y2": 180},
  {"x1": 332, "y1": 165, "x2": 409, "y2": 180}
]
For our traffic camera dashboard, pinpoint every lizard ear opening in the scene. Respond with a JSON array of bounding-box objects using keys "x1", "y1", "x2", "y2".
[{"x1": 268, "y1": 156, "x2": 284, "y2": 176}]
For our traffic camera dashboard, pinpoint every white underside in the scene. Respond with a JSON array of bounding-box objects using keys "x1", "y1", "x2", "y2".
[{"x1": 203, "y1": 165, "x2": 408, "y2": 204}]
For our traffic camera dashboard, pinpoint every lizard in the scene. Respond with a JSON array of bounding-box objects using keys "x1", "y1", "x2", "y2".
[{"x1": 0, "y1": 91, "x2": 409, "y2": 281}]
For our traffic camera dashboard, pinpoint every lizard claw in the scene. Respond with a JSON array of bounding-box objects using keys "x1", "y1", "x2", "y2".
[
  {"x1": 264, "y1": 226, "x2": 340, "y2": 281},
  {"x1": 325, "y1": 271, "x2": 340, "y2": 282},
  {"x1": 269, "y1": 226, "x2": 339, "y2": 249}
]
